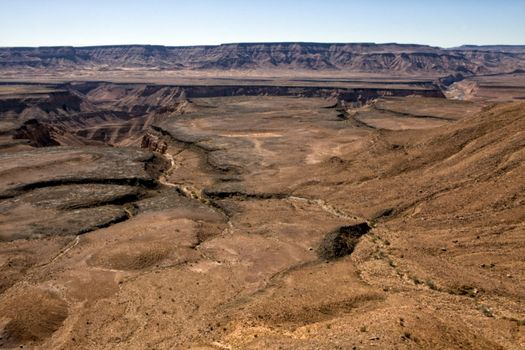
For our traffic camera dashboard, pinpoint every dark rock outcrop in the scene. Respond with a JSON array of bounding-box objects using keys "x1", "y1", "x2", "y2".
[
  {"x1": 318, "y1": 223, "x2": 371, "y2": 261},
  {"x1": 13, "y1": 119, "x2": 61, "y2": 147}
]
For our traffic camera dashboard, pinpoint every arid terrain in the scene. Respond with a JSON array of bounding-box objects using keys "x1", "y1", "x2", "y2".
[{"x1": 0, "y1": 43, "x2": 524, "y2": 349}]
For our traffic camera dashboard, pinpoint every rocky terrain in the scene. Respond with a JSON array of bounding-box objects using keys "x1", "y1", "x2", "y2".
[{"x1": 0, "y1": 43, "x2": 524, "y2": 349}]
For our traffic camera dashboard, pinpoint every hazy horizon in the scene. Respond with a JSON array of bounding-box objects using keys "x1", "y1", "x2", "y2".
[
  {"x1": 2, "y1": 42, "x2": 525, "y2": 49},
  {"x1": 1, "y1": 0, "x2": 524, "y2": 48}
]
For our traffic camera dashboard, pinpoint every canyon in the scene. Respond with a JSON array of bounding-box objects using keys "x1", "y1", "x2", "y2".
[{"x1": 0, "y1": 43, "x2": 524, "y2": 349}]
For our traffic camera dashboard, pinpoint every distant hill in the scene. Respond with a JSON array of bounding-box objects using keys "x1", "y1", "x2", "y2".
[
  {"x1": 450, "y1": 45, "x2": 525, "y2": 53},
  {"x1": 0, "y1": 43, "x2": 524, "y2": 76}
]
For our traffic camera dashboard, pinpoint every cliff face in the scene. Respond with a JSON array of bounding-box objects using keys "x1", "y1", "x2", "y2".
[
  {"x1": 13, "y1": 119, "x2": 61, "y2": 147},
  {"x1": 1, "y1": 43, "x2": 524, "y2": 75}
]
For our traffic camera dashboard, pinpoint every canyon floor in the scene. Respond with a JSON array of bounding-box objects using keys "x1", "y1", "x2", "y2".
[{"x1": 0, "y1": 75, "x2": 524, "y2": 349}]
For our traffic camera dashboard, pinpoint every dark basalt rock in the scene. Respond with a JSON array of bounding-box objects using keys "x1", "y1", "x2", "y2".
[{"x1": 318, "y1": 223, "x2": 371, "y2": 261}]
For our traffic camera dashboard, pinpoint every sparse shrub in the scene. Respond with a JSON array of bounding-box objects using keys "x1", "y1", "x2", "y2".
[
  {"x1": 411, "y1": 276, "x2": 423, "y2": 285},
  {"x1": 425, "y1": 279, "x2": 437, "y2": 290},
  {"x1": 479, "y1": 305, "x2": 494, "y2": 318}
]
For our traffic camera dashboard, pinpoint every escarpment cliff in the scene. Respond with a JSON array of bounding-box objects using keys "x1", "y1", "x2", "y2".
[{"x1": 1, "y1": 43, "x2": 524, "y2": 75}]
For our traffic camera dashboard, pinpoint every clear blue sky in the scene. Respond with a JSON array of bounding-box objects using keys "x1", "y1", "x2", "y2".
[{"x1": 1, "y1": 0, "x2": 524, "y2": 47}]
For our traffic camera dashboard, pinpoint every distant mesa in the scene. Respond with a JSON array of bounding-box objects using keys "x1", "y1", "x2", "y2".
[{"x1": 1, "y1": 42, "x2": 524, "y2": 75}]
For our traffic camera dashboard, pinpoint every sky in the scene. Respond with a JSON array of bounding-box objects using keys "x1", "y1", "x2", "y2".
[{"x1": 0, "y1": 0, "x2": 524, "y2": 48}]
